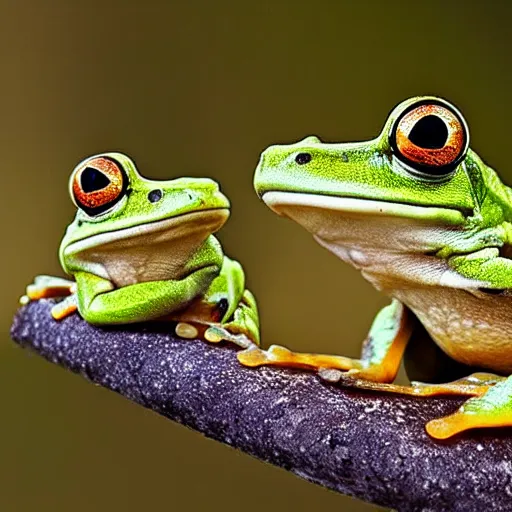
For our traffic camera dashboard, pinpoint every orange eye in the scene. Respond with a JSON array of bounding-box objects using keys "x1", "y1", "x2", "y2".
[
  {"x1": 71, "y1": 156, "x2": 127, "y2": 215},
  {"x1": 391, "y1": 102, "x2": 468, "y2": 176}
]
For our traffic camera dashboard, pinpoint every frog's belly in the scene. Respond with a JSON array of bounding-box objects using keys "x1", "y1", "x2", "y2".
[
  {"x1": 315, "y1": 239, "x2": 512, "y2": 375},
  {"x1": 394, "y1": 287, "x2": 512, "y2": 375},
  {"x1": 274, "y1": 199, "x2": 512, "y2": 373}
]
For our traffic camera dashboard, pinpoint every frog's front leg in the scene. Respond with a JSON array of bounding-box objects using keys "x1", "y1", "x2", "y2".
[
  {"x1": 238, "y1": 299, "x2": 412, "y2": 387},
  {"x1": 74, "y1": 265, "x2": 219, "y2": 324},
  {"x1": 21, "y1": 275, "x2": 78, "y2": 320},
  {"x1": 447, "y1": 247, "x2": 512, "y2": 288}
]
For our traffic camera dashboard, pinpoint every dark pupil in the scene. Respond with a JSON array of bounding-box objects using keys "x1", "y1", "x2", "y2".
[
  {"x1": 408, "y1": 115, "x2": 448, "y2": 149},
  {"x1": 295, "y1": 152, "x2": 312, "y2": 165},
  {"x1": 81, "y1": 167, "x2": 110, "y2": 193}
]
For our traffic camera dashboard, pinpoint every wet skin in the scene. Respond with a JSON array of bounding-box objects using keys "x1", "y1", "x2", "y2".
[
  {"x1": 238, "y1": 96, "x2": 512, "y2": 439},
  {"x1": 23, "y1": 153, "x2": 259, "y2": 348}
]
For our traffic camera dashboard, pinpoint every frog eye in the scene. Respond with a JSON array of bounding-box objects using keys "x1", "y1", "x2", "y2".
[
  {"x1": 71, "y1": 156, "x2": 127, "y2": 215},
  {"x1": 390, "y1": 100, "x2": 469, "y2": 177}
]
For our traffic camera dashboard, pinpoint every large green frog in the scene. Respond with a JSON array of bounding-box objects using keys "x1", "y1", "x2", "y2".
[
  {"x1": 238, "y1": 96, "x2": 512, "y2": 439},
  {"x1": 22, "y1": 153, "x2": 259, "y2": 347}
]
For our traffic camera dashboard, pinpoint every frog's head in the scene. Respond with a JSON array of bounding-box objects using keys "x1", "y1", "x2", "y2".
[
  {"x1": 60, "y1": 152, "x2": 229, "y2": 275},
  {"x1": 253, "y1": 96, "x2": 502, "y2": 254}
]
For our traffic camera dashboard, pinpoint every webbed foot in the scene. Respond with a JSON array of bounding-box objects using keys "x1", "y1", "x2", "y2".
[
  {"x1": 425, "y1": 376, "x2": 512, "y2": 439},
  {"x1": 21, "y1": 276, "x2": 78, "y2": 321},
  {"x1": 237, "y1": 344, "x2": 364, "y2": 371},
  {"x1": 22, "y1": 275, "x2": 75, "y2": 303},
  {"x1": 204, "y1": 325, "x2": 255, "y2": 348},
  {"x1": 50, "y1": 294, "x2": 78, "y2": 320},
  {"x1": 238, "y1": 299, "x2": 411, "y2": 391},
  {"x1": 410, "y1": 372, "x2": 502, "y2": 397},
  {"x1": 173, "y1": 322, "x2": 256, "y2": 349}
]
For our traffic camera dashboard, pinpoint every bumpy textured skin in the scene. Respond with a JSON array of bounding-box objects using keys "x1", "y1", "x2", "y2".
[
  {"x1": 10, "y1": 299, "x2": 512, "y2": 512},
  {"x1": 25, "y1": 152, "x2": 260, "y2": 343},
  {"x1": 249, "y1": 96, "x2": 512, "y2": 437},
  {"x1": 255, "y1": 98, "x2": 512, "y2": 222}
]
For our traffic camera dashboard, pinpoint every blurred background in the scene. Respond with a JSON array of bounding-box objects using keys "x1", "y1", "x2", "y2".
[{"x1": 2, "y1": 1, "x2": 512, "y2": 510}]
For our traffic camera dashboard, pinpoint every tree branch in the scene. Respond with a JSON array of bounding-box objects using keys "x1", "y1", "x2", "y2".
[{"x1": 10, "y1": 299, "x2": 512, "y2": 512}]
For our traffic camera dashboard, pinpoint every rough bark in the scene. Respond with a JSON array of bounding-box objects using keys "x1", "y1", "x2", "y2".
[{"x1": 10, "y1": 299, "x2": 512, "y2": 512}]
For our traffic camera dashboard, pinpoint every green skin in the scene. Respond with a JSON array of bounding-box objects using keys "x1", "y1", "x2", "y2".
[
  {"x1": 25, "y1": 152, "x2": 259, "y2": 345},
  {"x1": 251, "y1": 96, "x2": 512, "y2": 438}
]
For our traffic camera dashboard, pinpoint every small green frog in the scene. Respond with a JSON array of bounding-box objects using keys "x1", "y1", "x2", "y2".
[
  {"x1": 22, "y1": 153, "x2": 259, "y2": 347},
  {"x1": 238, "y1": 96, "x2": 512, "y2": 439}
]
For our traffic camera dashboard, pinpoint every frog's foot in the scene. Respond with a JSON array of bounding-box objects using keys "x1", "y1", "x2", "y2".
[
  {"x1": 410, "y1": 372, "x2": 503, "y2": 397},
  {"x1": 315, "y1": 367, "x2": 425, "y2": 394},
  {"x1": 237, "y1": 344, "x2": 364, "y2": 372},
  {"x1": 50, "y1": 294, "x2": 78, "y2": 320},
  {"x1": 173, "y1": 322, "x2": 256, "y2": 350},
  {"x1": 314, "y1": 370, "x2": 504, "y2": 397},
  {"x1": 425, "y1": 376, "x2": 512, "y2": 439},
  {"x1": 203, "y1": 289, "x2": 260, "y2": 349},
  {"x1": 238, "y1": 300, "x2": 411, "y2": 386},
  {"x1": 237, "y1": 347, "x2": 419, "y2": 394},
  {"x1": 175, "y1": 322, "x2": 200, "y2": 339},
  {"x1": 22, "y1": 275, "x2": 76, "y2": 303},
  {"x1": 223, "y1": 290, "x2": 260, "y2": 344},
  {"x1": 21, "y1": 275, "x2": 78, "y2": 321},
  {"x1": 204, "y1": 325, "x2": 255, "y2": 349}
]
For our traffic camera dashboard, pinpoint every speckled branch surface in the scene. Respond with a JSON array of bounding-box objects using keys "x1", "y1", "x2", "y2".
[{"x1": 10, "y1": 300, "x2": 512, "y2": 512}]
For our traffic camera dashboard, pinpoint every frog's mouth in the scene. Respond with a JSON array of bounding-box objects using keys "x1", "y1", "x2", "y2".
[
  {"x1": 262, "y1": 191, "x2": 466, "y2": 253},
  {"x1": 263, "y1": 191, "x2": 466, "y2": 224},
  {"x1": 66, "y1": 208, "x2": 230, "y2": 255},
  {"x1": 64, "y1": 208, "x2": 230, "y2": 287}
]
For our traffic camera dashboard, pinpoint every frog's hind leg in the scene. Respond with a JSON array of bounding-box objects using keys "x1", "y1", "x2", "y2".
[
  {"x1": 394, "y1": 321, "x2": 504, "y2": 398},
  {"x1": 425, "y1": 375, "x2": 512, "y2": 439},
  {"x1": 172, "y1": 291, "x2": 260, "y2": 349},
  {"x1": 172, "y1": 257, "x2": 260, "y2": 348},
  {"x1": 204, "y1": 289, "x2": 260, "y2": 348},
  {"x1": 204, "y1": 257, "x2": 260, "y2": 346},
  {"x1": 408, "y1": 372, "x2": 503, "y2": 397},
  {"x1": 238, "y1": 299, "x2": 413, "y2": 387}
]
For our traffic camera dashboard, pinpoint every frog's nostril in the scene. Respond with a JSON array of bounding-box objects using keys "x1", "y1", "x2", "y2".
[
  {"x1": 148, "y1": 189, "x2": 163, "y2": 203},
  {"x1": 295, "y1": 152, "x2": 312, "y2": 165}
]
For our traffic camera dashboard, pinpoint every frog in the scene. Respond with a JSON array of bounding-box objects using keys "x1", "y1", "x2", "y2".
[
  {"x1": 237, "y1": 96, "x2": 512, "y2": 439},
  {"x1": 21, "y1": 152, "x2": 259, "y2": 348}
]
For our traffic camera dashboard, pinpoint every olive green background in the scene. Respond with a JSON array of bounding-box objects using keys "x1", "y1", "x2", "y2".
[{"x1": 1, "y1": 1, "x2": 512, "y2": 511}]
